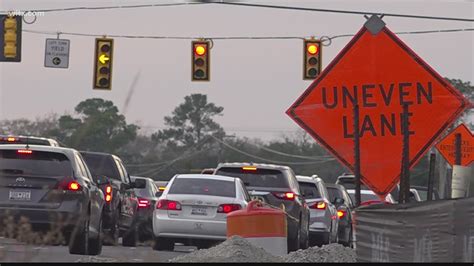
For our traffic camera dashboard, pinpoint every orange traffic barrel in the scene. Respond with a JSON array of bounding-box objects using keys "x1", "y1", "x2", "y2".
[{"x1": 227, "y1": 200, "x2": 287, "y2": 255}]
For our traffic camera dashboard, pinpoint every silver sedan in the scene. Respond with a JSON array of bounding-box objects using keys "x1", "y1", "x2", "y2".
[{"x1": 152, "y1": 174, "x2": 250, "y2": 251}]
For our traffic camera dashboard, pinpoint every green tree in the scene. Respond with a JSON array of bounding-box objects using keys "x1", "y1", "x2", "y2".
[
  {"x1": 447, "y1": 78, "x2": 474, "y2": 127},
  {"x1": 53, "y1": 98, "x2": 139, "y2": 153},
  {"x1": 152, "y1": 93, "x2": 225, "y2": 147},
  {"x1": 0, "y1": 114, "x2": 60, "y2": 137}
]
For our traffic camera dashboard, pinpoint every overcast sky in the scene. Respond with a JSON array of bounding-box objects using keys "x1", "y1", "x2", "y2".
[{"x1": 1, "y1": 0, "x2": 473, "y2": 141}]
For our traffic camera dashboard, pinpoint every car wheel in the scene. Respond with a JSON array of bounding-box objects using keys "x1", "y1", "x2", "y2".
[
  {"x1": 104, "y1": 211, "x2": 119, "y2": 246},
  {"x1": 68, "y1": 216, "x2": 89, "y2": 255},
  {"x1": 299, "y1": 217, "x2": 309, "y2": 250},
  {"x1": 288, "y1": 223, "x2": 301, "y2": 252},
  {"x1": 152, "y1": 237, "x2": 174, "y2": 251},
  {"x1": 122, "y1": 223, "x2": 138, "y2": 247},
  {"x1": 88, "y1": 216, "x2": 103, "y2": 255}
]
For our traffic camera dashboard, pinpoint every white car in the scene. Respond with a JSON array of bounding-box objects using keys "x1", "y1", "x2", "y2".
[
  {"x1": 347, "y1": 189, "x2": 396, "y2": 205},
  {"x1": 152, "y1": 174, "x2": 250, "y2": 251}
]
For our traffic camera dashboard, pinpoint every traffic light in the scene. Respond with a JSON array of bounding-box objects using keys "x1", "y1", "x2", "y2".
[
  {"x1": 93, "y1": 38, "x2": 114, "y2": 90},
  {"x1": 192, "y1": 40, "x2": 210, "y2": 81},
  {"x1": 303, "y1": 39, "x2": 322, "y2": 80},
  {"x1": 0, "y1": 15, "x2": 22, "y2": 62}
]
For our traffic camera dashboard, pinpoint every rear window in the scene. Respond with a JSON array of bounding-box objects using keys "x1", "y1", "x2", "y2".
[
  {"x1": 0, "y1": 137, "x2": 52, "y2": 146},
  {"x1": 81, "y1": 153, "x2": 120, "y2": 181},
  {"x1": 348, "y1": 191, "x2": 379, "y2": 203},
  {"x1": 0, "y1": 149, "x2": 72, "y2": 176},
  {"x1": 326, "y1": 187, "x2": 343, "y2": 203},
  {"x1": 168, "y1": 177, "x2": 236, "y2": 197},
  {"x1": 133, "y1": 179, "x2": 154, "y2": 197},
  {"x1": 337, "y1": 178, "x2": 369, "y2": 190},
  {"x1": 298, "y1": 182, "x2": 321, "y2": 199},
  {"x1": 215, "y1": 167, "x2": 288, "y2": 188}
]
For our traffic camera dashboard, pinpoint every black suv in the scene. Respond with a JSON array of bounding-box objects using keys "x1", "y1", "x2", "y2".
[
  {"x1": 80, "y1": 151, "x2": 145, "y2": 247},
  {"x1": 214, "y1": 162, "x2": 310, "y2": 252}
]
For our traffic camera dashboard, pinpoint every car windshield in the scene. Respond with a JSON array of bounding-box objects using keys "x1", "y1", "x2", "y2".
[
  {"x1": 168, "y1": 177, "x2": 235, "y2": 197},
  {"x1": 215, "y1": 167, "x2": 288, "y2": 188},
  {"x1": 0, "y1": 149, "x2": 72, "y2": 176},
  {"x1": 348, "y1": 191, "x2": 381, "y2": 203},
  {"x1": 327, "y1": 187, "x2": 343, "y2": 203},
  {"x1": 80, "y1": 153, "x2": 120, "y2": 181},
  {"x1": 298, "y1": 182, "x2": 321, "y2": 199},
  {"x1": 417, "y1": 190, "x2": 427, "y2": 201}
]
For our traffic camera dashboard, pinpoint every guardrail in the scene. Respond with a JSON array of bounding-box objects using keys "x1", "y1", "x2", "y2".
[{"x1": 354, "y1": 197, "x2": 474, "y2": 262}]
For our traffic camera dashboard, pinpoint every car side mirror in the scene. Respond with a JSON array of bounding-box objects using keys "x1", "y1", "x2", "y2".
[
  {"x1": 96, "y1": 175, "x2": 110, "y2": 185},
  {"x1": 120, "y1": 183, "x2": 131, "y2": 190},
  {"x1": 131, "y1": 179, "x2": 146, "y2": 189},
  {"x1": 334, "y1": 197, "x2": 345, "y2": 205}
]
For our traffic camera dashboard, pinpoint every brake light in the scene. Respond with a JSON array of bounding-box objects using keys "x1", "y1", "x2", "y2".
[
  {"x1": 310, "y1": 201, "x2": 326, "y2": 210},
  {"x1": 158, "y1": 186, "x2": 166, "y2": 192},
  {"x1": 68, "y1": 181, "x2": 81, "y2": 191},
  {"x1": 17, "y1": 149, "x2": 32, "y2": 154},
  {"x1": 272, "y1": 192, "x2": 295, "y2": 200},
  {"x1": 156, "y1": 199, "x2": 182, "y2": 211},
  {"x1": 7, "y1": 137, "x2": 16, "y2": 142},
  {"x1": 105, "y1": 185, "x2": 112, "y2": 203},
  {"x1": 337, "y1": 210, "x2": 345, "y2": 218},
  {"x1": 138, "y1": 198, "x2": 151, "y2": 208},
  {"x1": 242, "y1": 166, "x2": 257, "y2": 171},
  {"x1": 217, "y1": 204, "x2": 242, "y2": 214}
]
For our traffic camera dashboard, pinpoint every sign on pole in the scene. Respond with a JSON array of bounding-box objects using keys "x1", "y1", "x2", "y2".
[
  {"x1": 45, "y1": 38, "x2": 70, "y2": 68},
  {"x1": 286, "y1": 15, "x2": 470, "y2": 198},
  {"x1": 435, "y1": 123, "x2": 473, "y2": 167}
]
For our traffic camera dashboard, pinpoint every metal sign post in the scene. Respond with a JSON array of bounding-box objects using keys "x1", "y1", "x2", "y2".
[
  {"x1": 353, "y1": 104, "x2": 361, "y2": 207},
  {"x1": 427, "y1": 153, "x2": 436, "y2": 201}
]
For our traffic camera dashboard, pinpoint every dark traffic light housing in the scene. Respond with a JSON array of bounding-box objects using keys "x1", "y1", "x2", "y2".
[
  {"x1": 0, "y1": 14, "x2": 22, "y2": 62},
  {"x1": 93, "y1": 38, "x2": 114, "y2": 90},
  {"x1": 192, "y1": 40, "x2": 210, "y2": 81},
  {"x1": 303, "y1": 39, "x2": 322, "y2": 80}
]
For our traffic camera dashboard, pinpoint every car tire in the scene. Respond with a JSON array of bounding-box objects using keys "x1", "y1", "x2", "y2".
[
  {"x1": 152, "y1": 237, "x2": 174, "y2": 251},
  {"x1": 88, "y1": 216, "x2": 103, "y2": 255},
  {"x1": 300, "y1": 217, "x2": 309, "y2": 249},
  {"x1": 122, "y1": 223, "x2": 138, "y2": 247},
  {"x1": 104, "y1": 211, "x2": 119, "y2": 246},
  {"x1": 288, "y1": 222, "x2": 301, "y2": 252},
  {"x1": 68, "y1": 216, "x2": 89, "y2": 255}
]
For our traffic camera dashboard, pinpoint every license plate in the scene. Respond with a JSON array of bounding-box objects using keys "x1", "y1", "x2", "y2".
[
  {"x1": 9, "y1": 190, "x2": 31, "y2": 201},
  {"x1": 191, "y1": 207, "x2": 208, "y2": 216}
]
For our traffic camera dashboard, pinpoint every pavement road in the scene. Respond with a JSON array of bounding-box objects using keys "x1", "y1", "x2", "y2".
[{"x1": 0, "y1": 237, "x2": 197, "y2": 262}]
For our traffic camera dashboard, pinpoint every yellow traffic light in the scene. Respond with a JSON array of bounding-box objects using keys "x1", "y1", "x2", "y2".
[
  {"x1": 93, "y1": 38, "x2": 114, "y2": 90},
  {"x1": 1, "y1": 15, "x2": 21, "y2": 62},
  {"x1": 192, "y1": 41, "x2": 210, "y2": 81},
  {"x1": 303, "y1": 39, "x2": 322, "y2": 80}
]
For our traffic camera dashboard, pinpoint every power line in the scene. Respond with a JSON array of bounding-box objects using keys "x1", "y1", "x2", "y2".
[
  {"x1": 215, "y1": 2, "x2": 474, "y2": 22},
  {"x1": 22, "y1": 28, "x2": 474, "y2": 44},
  {"x1": 210, "y1": 135, "x2": 336, "y2": 165},
  {"x1": 0, "y1": 2, "x2": 206, "y2": 14},
  {"x1": 3, "y1": 1, "x2": 473, "y2": 22},
  {"x1": 258, "y1": 145, "x2": 333, "y2": 160}
]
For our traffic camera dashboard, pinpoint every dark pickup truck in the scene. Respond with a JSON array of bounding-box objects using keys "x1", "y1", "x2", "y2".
[{"x1": 80, "y1": 151, "x2": 145, "y2": 247}]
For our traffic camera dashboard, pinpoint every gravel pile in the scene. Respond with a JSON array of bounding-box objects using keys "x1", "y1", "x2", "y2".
[
  {"x1": 168, "y1": 236, "x2": 283, "y2": 263},
  {"x1": 283, "y1": 243, "x2": 356, "y2": 263},
  {"x1": 169, "y1": 236, "x2": 356, "y2": 263}
]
